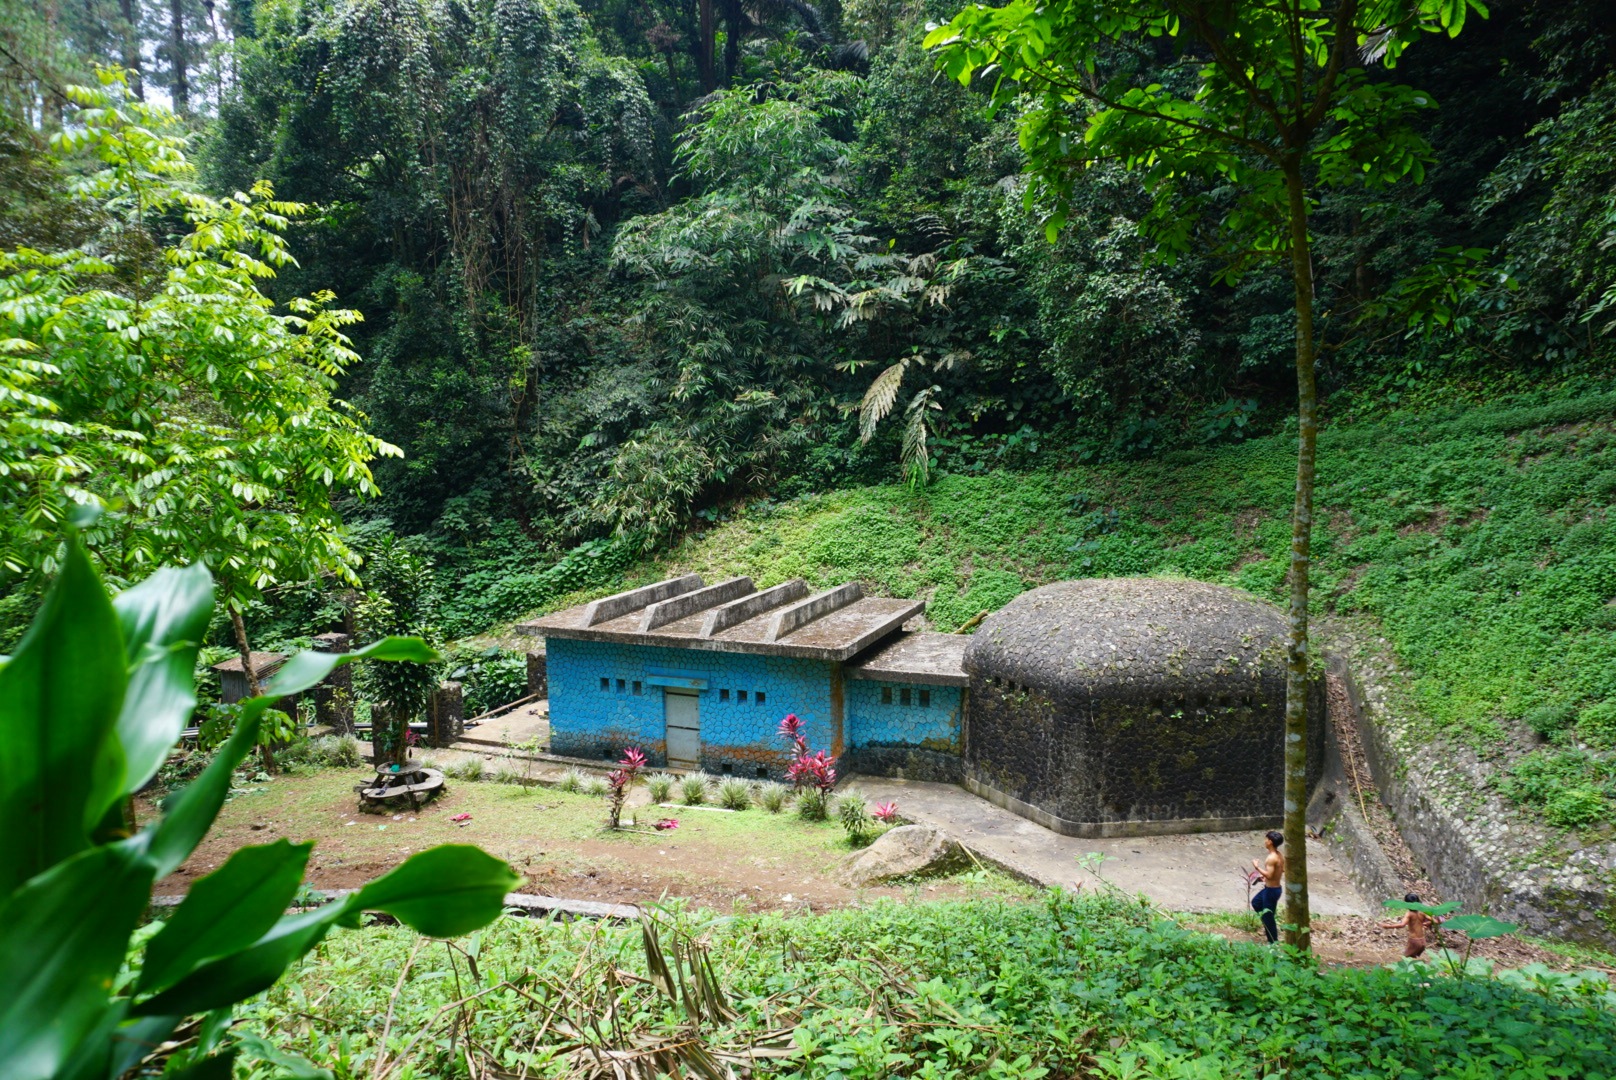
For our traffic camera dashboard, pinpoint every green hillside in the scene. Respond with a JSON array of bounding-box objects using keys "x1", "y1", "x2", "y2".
[{"x1": 526, "y1": 390, "x2": 1616, "y2": 826}]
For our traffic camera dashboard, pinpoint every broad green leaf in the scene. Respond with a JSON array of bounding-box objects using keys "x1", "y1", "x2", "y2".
[
  {"x1": 104, "y1": 1014, "x2": 182, "y2": 1080},
  {"x1": 1382, "y1": 899, "x2": 1462, "y2": 917},
  {"x1": 164, "y1": 1049, "x2": 238, "y2": 1080},
  {"x1": 0, "y1": 840, "x2": 154, "y2": 1080},
  {"x1": 352, "y1": 845, "x2": 521, "y2": 937},
  {"x1": 139, "y1": 839, "x2": 313, "y2": 993},
  {"x1": 108, "y1": 563, "x2": 214, "y2": 813},
  {"x1": 139, "y1": 636, "x2": 437, "y2": 879},
  {"x1": 139, "y1": 709, "x2": 263, "y2": 880},
  {"x1": 267, "y1": 635, "x2": 440, "y2": 697},
  {"x1": 1444, "y1": 913, "x2": 1518, "y2": 939},
  {"x1": 234, "y1": 1032, "x2": 335, "y2": 1080},
  {"x1": 0, "y1": 537, "x2": 127, "y2": 894},
  {"x1": 132, "y1": 901, "x2": 355, "y2": 1017}
]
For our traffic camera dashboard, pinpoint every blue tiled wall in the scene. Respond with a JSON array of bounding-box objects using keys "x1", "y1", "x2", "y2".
[
  {"x1": 546, "y1": 638, "x2": 837, "y2": 775},
  {"x1": 847, "y1": 680, "x2": 962, "y2": 752}
]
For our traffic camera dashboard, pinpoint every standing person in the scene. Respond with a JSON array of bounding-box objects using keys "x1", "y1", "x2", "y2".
[
  {"x1": 1250, "y1": 830, "x2": 1286, "y2": 944},
  {"x1": 1381, "y1": 893, "x2": 1440, "y2": 958}
]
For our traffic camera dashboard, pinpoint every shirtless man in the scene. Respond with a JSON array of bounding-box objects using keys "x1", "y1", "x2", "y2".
[
  {"x1": 1250, "y1": 830, "x2": 1286, "y2": 944},
  {"x1": 1381, "y1": 893, "x2": 1440, "y2": 958}
]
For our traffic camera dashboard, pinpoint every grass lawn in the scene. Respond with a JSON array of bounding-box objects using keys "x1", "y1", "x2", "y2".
[{"x1": 150, "y1": 765, "x2": 1034, "y2": 913}]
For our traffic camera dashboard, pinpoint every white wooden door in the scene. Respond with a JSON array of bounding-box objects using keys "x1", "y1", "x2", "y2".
[{"x1": 664, "y1": 689, "x2": 700, "y2": 769}]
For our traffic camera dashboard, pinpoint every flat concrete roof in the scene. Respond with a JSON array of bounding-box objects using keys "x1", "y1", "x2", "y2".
[
  {"x1": 518, "y1": 576, "x2": 925, "y2": 662},
  {"x1": 846, "y1": 631, "x2": 969, "y2": 687}
]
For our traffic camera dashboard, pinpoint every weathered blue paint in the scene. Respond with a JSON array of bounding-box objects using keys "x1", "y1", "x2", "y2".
[
  {"x1": 548, "y1": 637, "x2": 966, "y2": 780},
  {"x1": 846, "y1": 680, "x2": 962, "y2": 753},
  {"x1": 546, "y1": 638, "x2": 837, "y2": 775}
]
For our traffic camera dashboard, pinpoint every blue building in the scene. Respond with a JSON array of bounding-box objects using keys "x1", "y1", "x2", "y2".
[{"x1": 521, "y1": 575, "x2": 968, "y2": 779}]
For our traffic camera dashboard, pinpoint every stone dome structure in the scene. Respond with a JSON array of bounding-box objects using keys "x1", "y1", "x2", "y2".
[{"x1": 961, "y1": 577, "x2": 1325, "y2": 836}]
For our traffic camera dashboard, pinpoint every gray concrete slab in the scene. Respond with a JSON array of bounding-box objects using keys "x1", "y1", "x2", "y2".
[{"x1": 847, "y1": 776, "x2": 1369, "y2": 915}]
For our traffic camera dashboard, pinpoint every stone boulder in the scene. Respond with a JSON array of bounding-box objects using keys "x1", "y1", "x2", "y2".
[{"x1": 841, "y1": 824, "x2": 968, "y2": 886}]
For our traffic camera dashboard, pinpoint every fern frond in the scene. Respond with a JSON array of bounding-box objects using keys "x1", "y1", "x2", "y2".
[
  {"x1": 900, "y1": 386, "x2": 937, "y2": 486},
  {"x1": 858, "y1": 361, "x2": 907, "y2": 443}
]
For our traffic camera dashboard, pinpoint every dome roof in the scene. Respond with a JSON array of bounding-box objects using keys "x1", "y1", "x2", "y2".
[{"x1": 962, "y1": 578, "x2": 1289, "y2": 695}]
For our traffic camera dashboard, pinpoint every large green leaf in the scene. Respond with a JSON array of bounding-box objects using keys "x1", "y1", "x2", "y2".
[
  {"x1": 0, "y1": 840, "x2": 154, "y2": 1080},
  {"x1": 1444, "y1": 913, "x2": 1518, "y2": 940},
  {"x1": 132, "y1": 901, "x2": 355, "y2": 1018},
  {"x1": 139, "y1": 636, "x2": 437, "y2": 880},
  {"x1": 0, "y1": 538, "x2": 127, "y2": 893},
  {"x1": 1382, "y1": 899, "x2": 1462, "y2": 917},
  {"x1": 108, "y1": 563, "x2": 214, "y2": 814},
  {"x1": 352, "y1": 845, "x2": 522, "y2": 937},
  {"x1": 139, "y1": 708, "x2": 264, "y2": 880},
  {"x1": 139, "y1": 839, "x2": 313, "y2": 993},
  {"x1": 266, "y1": 635, "x2": 441, "y2": 697}
]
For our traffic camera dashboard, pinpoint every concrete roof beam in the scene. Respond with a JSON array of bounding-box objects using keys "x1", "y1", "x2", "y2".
[
  {"x1": 582, "y1": 574, "x2": 704, "y2": 627},
  {"x1": 699, "y1": 578, "x2": 809, "y2": 638},
  {"x1": 640, "y1": 576, "x2": 755, "y2": 632},
  {"x1": 767, "y1": 582, "x2": 863, "y2": 642}
]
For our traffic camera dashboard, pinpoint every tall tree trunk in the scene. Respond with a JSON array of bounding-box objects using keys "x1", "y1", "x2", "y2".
[
  {"x1": 1281, "y1": 157, "x2": 1316, "y2": 953},
  {"x1": 169, "y1": 0, "x2": 189, "y2": 112},
  {"x1": 119, "y1": 0, "x2": 145, "y2": 99},
  {"x1": 229, "y1": 606, "x2": 277, "y2": 775},
  {"x1": 697, "y1": 0, "x2": 716, "y2": 93},
  {"x1": 720, "y1": 0, "x2": 742, "y2": 87}
]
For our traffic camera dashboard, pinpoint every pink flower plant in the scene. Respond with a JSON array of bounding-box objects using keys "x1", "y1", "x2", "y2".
[
  {"x1": 872, "y1": 801, "x2": 899, "y2": 824},
  {"x1": 654, "y1": 818, "x2": 680, "y2": 831},
  {"x1": 605, "y1": 746, "x2": 647, "y2": 829}
]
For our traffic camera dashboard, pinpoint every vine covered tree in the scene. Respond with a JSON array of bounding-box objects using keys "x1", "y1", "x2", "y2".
[{"x1": 927, "y1": 0, "x2": 1488, "y2": 949}]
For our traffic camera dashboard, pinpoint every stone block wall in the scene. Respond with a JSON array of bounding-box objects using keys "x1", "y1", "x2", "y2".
[
  {"x1": 843, "y1": 680, "x2": 964, "y2": 782},
  {"x1": 546, "y1": 638, "x2": 837, "y2": 776},
  {"x1": 963, "y1": 674, "x2": 1326, "y2": 837}
]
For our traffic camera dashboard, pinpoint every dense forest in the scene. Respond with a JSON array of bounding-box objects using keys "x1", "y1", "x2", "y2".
[{"x1": 2, "y1": 0, "x2": 1613, "y2": 801}]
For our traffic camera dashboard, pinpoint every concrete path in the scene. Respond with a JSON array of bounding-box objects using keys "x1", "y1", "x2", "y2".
[{"x1": 847, "y1": 777, "x2": 1368, "y2": 915}]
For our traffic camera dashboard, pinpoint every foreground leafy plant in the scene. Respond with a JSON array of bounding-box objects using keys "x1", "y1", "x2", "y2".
[{"x1": 0, "y1": 534, "x2": 521, "y2": 1080}]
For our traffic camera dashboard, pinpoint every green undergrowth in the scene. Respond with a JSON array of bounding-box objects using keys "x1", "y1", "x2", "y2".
[
  {"x1": 517, "y1": 388, "x2": 1615, "y2": 827},
  {"x1": 238, "y1": 893, "x2": 1616, "y2": 1080}
]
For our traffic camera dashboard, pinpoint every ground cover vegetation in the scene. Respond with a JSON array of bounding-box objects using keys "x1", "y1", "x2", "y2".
[
  {"x1": 3, "y1": 0, "x2": 1616, "y2": 1064},
  {"x1": 233, "y1": 894, "x2": 1616, "y2": 1079}
]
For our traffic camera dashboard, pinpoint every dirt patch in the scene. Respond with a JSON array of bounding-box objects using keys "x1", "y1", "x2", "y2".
[
  {"x1": 1232, "y1": 509, "x2": 1266, "y2": 539},
  {"x1": 1396, "y1": 507, "x2": 1451, "y2": 537},
  {"x1": 144, "y1": 770, "x2": 1027, "y2": 916},
  {"x1": 1190, "y1": 915, "x2": 1610, "y2": 972}
]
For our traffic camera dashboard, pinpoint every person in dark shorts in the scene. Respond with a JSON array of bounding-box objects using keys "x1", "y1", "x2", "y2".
[
  {"x1": 1250, "y1": 830, "x2": 1286, "y2": 944},
  {"x1": 1381, "y1": 893, "x2": 1440, "y2": 958}
]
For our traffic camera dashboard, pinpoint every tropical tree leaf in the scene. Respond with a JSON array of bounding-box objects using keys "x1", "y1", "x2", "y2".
[
  {"x1": 0, "y1": 840, "x2": 154, "y2": 1080},
  {"x1": 0, "y1": 536, "x2": 126, "y2": 894},
  {"x1": 108, "y1": 563, "x2": 214, "y2": 815},
  {"x1": 131, "y1": 903, "x2": 357, "y2": 1018},
  {"x1": 1444, "y1": 913, "x2": 1518, "y2": 940},
  {"x1": 351, "y1": 845, "x2": 522, "y2": 937},
  {"x1": 139, "y1": 840, "x2": 314, "y2": 993}
]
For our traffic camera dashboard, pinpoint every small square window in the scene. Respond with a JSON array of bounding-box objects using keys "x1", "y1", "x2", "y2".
[
  {"x1": 919, "y1": 689, "x2": 931, "y2": 708},
  {"x1": 738, "y1": 689, "x2": 747, "y2": 703},
  {"x1": 721, "y1": 762, "x2": 733, "y2": 774},
  {"x1": 755, "y1": 691, "x2": 766, "y2": 705},
  {"x1": 720, "y1": 688, "x2": 730, "y2": 702},
  {"x1": 632, "y1": 680, "x2": 642, "y2": 695},
  {"x1": 900, "y1": 688, "x2": 912, "y2": 706},
  {"x1": 600, "y1": 677, "x2": 610, "y2": 691},
  {"x1": 756, "y1": 766, "x2": 768, "y2": 779},
  {"x1": 881, "y1": 686, "x2": 892, "y2": 705},
  {"x1": 617, "y1": 678, "x2": 626, "y2": 692}
]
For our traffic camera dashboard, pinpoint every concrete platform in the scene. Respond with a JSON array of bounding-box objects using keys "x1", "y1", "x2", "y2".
[
  {"x1": 458, "y1": 700, "x2": 550, "y2": 749},
  {"x1": 847, "y1": 776, "x2": 1369, "y2": 915}
]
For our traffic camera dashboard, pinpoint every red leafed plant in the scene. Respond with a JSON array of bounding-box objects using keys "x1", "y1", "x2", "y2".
[
  {"x1": 606, "y1": 746, "x2": 647, "y2": 829},
  {"x1": 872, "y1": 801, "x2": 899, "y2": 824},
  {"x1": 779, "y1": 714, "x2": 837, "y2": 820}
]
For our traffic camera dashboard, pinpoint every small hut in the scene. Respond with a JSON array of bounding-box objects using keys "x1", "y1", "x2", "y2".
[
  {"x1": 213, "y1": 652, "x2": 298, "y2": 718},
  {"x1": 961, "y1": 578, "x2": 1325, "y2": 837}
]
